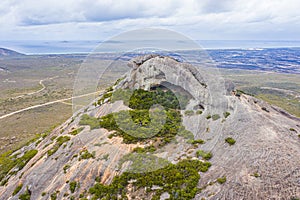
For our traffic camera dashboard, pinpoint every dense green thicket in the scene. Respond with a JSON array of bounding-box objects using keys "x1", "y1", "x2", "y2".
[
  {"x1": 111, "y1": 87, "x2": 190, "y2": 110},
  {"x1": 89, "y1": 159, "x2": 211, "y2": 200},
  {"x1": 0, "y1": 149, "x2": 38, "y2": 185},
  {"x1": 81, "y1": 88, "x2": 194, "y2": 145},
  {"x1": 118, "y1": 153, "x2": 170, "y2": 173},
  {"x1": 100, "y1": 109, "x2": 183, "y2": 144}
]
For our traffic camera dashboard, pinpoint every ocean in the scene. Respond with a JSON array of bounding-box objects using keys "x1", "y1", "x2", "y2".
[{"x1": 1, "y1": 40, "x2": 300, "y2": 55}]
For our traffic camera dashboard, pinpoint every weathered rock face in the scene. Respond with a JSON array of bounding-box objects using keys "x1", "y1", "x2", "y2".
[
  {"x1": 120, "y1": 55, "x2": 208, "y2": 102},
  {"x1": 0, "y1": 55, "x2": 299, "y2": 200}
]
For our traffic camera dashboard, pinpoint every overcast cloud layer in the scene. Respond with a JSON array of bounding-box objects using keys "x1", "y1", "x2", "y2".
[{"x1": 0, "y1": 0, "x2": 300, "y2": 40}]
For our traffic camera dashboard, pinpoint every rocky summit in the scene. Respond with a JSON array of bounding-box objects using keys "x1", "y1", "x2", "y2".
[{"x1": 0, "y1": 55, "x2": 299, "y2": 200}]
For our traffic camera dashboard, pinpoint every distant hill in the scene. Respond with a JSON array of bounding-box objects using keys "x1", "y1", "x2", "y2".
[{"x1": 0, "y1": 48, "x2": 25, "y2": 57}]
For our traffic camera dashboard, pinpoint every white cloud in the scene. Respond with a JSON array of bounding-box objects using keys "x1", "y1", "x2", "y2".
[{"x1": 0, "y1": 0, "x2": 299, "y2": 40}]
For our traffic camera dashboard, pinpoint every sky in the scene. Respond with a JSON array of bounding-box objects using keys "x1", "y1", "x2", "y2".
[{"x1": 0, "y1": 0, "x2": 300, "y2": 41}]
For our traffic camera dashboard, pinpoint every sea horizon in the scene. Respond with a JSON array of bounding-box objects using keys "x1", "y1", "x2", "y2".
[{"x1": 1, "y1": 40, "x2": 300, "y2": 55}]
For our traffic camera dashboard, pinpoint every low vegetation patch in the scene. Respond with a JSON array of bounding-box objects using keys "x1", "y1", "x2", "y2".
[
  {"x1": 89, "y1": 159, "x2": 211, "y2": 200},
  {"x1": 185, "y1": 110, "x2": 194, "y2": 116},
  {"x1": 223, "y1": 111, "x2": 230, "y2": 118},
  {"x1": 63, "y1": 164, "x2": 71, "y2": 173},
  {"x1": 132, "y1": 145, "x2": 156, "y2": 153},
  {"x1": 217, "y1": 176, "x2": 227, "y2": 184},
  {"x1": 50, "y1": 192, "x2": 57, "y2": 200},
  {"x1": 69, "y1": 127, "x2": 84, "y2": 135},
  {"x1": 252, "y1": 172, "x2": 261, "y2": 178},
  {"x1": 196, "y1": 110, "x2": 203, "y2": 115},
  {"x1": 47, "y1": 136, "x2": 70, "y2": 156},
  {"x1": 79, "y1": 114, "x2": 100, "y2": 130},
  {"x1": 79, "y1": 150, "x2": 95, "y2": 160},
  {"x1": 225, "y1": 137, "x2": 236, "y2": 145},
  {"x1": 12, "y1": 183, "x2": 23, "y2": 196},
  {"x1": 196, "y1": 150, "x2": 212, "y2": 160},
  {"x1": 69, "y1": 181, "x2": 78, "y2": 193},
  {"x1": 100, "y1": 154, "x2": 110, "y2": 161},
  {"x1": 191, "y1": 139, "x2": 205, "y2": 145},
  {"x1": 290, "y1": 128, "x2": 297, "y2": 132},
  {"x1": 0, "y1": 149, "x2": 38, "y2": 185},
  {"x1": 19, "y1": 187, "x2": 31, "y2": 200},
  {"x1": 212, "y1": 114, "x2": 221, "y2": 121}
]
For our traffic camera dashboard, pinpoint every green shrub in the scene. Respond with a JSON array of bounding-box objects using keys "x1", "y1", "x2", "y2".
[
  {"x1": 63, "y1": 164, "x2": 70, "y2": 173},
  {"x1": 79, "y1": 114, "x2": 100, "y2": 130},
  {"x1": 69, "y1": 127, "x2": 84, "y2": 135},
  {"x1": 211, "y1": 114, "x2": 220, "y2": 121},
  {"x1": 223, "y1": 112, "x2": 230, "y2": 118},
  {"x1": 191, "y1": 139, "x2": 205, "y2": 145},
  {"x1": 97, "y1": 92, "x2": 113, "y2": 105},
  {"x1": 206, "y1": 115, "x2": 211, "y2": 119},
  {"x1": 290, "y1": 128, "x2": 297, "y2": 132},
  {"x1": 217, "y1": 176, "x2": 226, "y2": 184},
  {"x1": 12, "y1": 184, "x2": 23, "y2": 195},
  {"x1": 50, "y1": 192, "x2": 57, "y2": 200},
  {"x1": 132, "y1": 145, "x2": 156, "y2": 153},
  {"x1": 196, "y1": 110, "x2": 203, "y2": 115},
  {"x1": 19, "y1": 187, "x2": 31, "y2": 200},
  {"x1": 225, "y1": 137, "x2": 236, "y2": 145},
  {"x1": 47, "y1": 136, "x2": 70, "y2": 156},
  {"x1": 69, "y1": 181, "x2": 77, "y2": 193},
  {"x1": 79, "y1": 150, "x2": 95, "y2": 160},
  {"x1": 185, "y1": 110, "x2": 194, "y2": 116},
  {"x1": 253, "y1": 172, "x2": 261, "y2": 178},
  {"x1": 101, "y1": 154, "x2": 109, "y2": 161},
  {"x1": 114, "y1": 76, "x2": 125, "y2": 86},
  {"x1": 196, "y1": 150, "x2": 212, "y2": 160}
]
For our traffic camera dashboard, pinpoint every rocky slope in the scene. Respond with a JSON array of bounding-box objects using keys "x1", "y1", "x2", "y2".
[{"x1": 0, "y1": 55, "x2": 299, "y2": 200}]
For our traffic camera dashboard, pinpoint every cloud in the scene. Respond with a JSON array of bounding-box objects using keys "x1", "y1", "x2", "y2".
[{"x1": 0, "y1": 0, "x2": 299, "y2": 40}]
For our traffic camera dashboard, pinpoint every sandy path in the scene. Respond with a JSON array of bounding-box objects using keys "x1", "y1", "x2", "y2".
[{"x1": 0, "y1": 91, "x2": 102, "y2": 120}]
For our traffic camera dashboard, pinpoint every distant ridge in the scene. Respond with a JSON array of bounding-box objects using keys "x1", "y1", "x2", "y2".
[{"x1": 0, "y1": 48, "x2": 25, "y2": 57}]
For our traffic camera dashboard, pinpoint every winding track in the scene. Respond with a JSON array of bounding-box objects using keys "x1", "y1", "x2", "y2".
[
  {"x1": 0, "y1": 91, "x2": 101, "y2": 120},
  {"x1": 10, "y1": 76, "x2": 58, "y2": 100}
]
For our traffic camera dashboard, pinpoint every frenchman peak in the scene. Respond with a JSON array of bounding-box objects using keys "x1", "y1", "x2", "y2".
[{"x1": 0, "y1": 55, "x2": 299, "y2": 200}]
